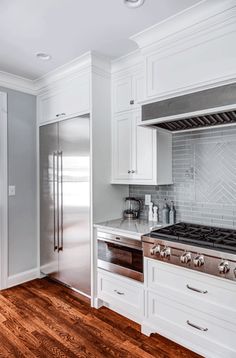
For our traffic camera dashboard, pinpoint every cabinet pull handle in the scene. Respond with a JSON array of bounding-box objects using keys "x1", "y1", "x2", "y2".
[
  {"x1": 114, "y1": 290, "x2": 124, "y2": 295},
  {"x1": 187, "y1": 320, "x2": 208, "y2": 332},
  {"x1": 130, "y1": 100, "x2": 134, "y2": 105},
  {"x1": 56, "y1": 112, "x2": 66, "y2": 118},
  {"x1": 186, "y1": 284, "x2": 208, "y2": 294}
]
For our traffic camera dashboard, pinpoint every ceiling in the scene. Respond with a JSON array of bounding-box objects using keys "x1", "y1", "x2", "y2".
[{"x1": 0, "y1": 0, "x2": 200, "y2": 80}]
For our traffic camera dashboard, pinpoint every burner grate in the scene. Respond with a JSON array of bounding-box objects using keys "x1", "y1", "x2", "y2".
[{"x1": 151, "y1": 222, "x2": 236, "y2": 253}]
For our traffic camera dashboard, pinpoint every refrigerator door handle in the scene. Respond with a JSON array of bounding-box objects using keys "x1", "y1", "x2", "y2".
[
  {"x1": 53, "y1": 151, "x2": 58, "y2": 251},
  {"x1": 57, "y1": 151, "x2": 60, "y2": 252},
  {"x1": 58, "y1": 150, "x2": 63, "y2": 252}
]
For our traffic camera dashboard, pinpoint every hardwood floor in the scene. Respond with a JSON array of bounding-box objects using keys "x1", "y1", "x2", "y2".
[{"x1": 0, "y1": 278, "x2": 202, "y2": 357}]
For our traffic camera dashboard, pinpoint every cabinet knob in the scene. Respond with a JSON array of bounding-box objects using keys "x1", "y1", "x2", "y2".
[
  {"x1": 131, "y1": 170, "x2": 135, "y2": 174},
  {"x1": 128, "y1": 170, "x2": 131, "y2": 174},
  {"x1": 130, "y1": 100, "x2": 134, "y2": 105}
]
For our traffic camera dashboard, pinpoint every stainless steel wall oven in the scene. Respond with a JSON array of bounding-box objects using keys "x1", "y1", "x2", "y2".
[{"x1": 97, "y1": 232, "x2": 143, "y2": 282}]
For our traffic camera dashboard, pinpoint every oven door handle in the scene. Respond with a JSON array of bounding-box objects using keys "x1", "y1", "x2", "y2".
[{"x1": 97, "y1": 237, "x2": 143, "y2": 251}]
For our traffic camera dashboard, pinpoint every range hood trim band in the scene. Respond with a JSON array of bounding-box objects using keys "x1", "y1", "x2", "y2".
[{"x1": 141, "y1": 83, "x2": 236, "y2": 132}]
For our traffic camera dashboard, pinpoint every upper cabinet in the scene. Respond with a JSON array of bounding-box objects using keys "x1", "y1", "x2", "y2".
[
  {"x1": 38, "y1": 72, "x2": 90, "y2": 125},
  {"x1": 131, "y1": 1, "x2": 236, "y2": 102},
  {"x1": 111, "y1": 63, "x2": 172, "y2": 186},
  {"x1": 111, "y1": 110, "x2": 172, "y2": 185},
  {"x1": 112, "y1": 70, "x2": 144, "y2": 114}
]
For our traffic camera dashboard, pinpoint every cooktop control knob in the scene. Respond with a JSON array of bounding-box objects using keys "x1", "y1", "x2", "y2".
[
  {"x1": 218, "y1": 260, "x2": 230, "y2": 274},
  {"x1": 193, "y1": 255, "x2": 204, "y2": 267},
  {"x1": 160, "y1": 247, "x2": 171, "y2": 258},
  {"x1": 180, "y1": 252, "x2": 191, "y2": 264},
  {"x1": 150, "y1": 245, "x2": 161, "y2": 255}
]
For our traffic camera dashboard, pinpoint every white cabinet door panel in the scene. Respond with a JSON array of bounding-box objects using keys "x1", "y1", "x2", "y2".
[
  {"x1": 132, "y1": 111, "x2": 156, "y2": 182},
  {"x1": 113, "y1": 77, "x2": 132, "y2": 113},
  {"x1": 38, "y1": 72, "x2": 90, "y2": 124},
  {"x1": 112, "y1": 113, "x2": 132, "y2": 180},
  {"x1": 133, "y1": 73, "x2": 144, "y2": 105}
]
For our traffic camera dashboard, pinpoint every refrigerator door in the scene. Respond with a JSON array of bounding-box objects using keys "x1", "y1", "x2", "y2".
[
  {"x1": 40, "y1": 122, "x2": 59, "y2": 277},
  {"x1": 57, "y1": 116, "x2": 91, "y2": 295}
]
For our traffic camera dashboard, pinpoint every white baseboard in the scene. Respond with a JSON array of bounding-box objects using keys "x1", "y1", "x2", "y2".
[{"x1": 7, "y1": 268, "x2": 39, "y2": 288}]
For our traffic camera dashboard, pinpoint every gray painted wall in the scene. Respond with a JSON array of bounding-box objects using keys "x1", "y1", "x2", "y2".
[
  {"x1": 130, "y1": 126, "x2": 236, "y2": 229},
  {"x1": 0, "y1": 87, "x2": 37, "y2": 276}
]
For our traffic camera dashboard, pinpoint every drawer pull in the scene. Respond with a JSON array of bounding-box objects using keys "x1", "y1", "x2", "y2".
[
  {"x1": 187, "y1": 320, "x2": 208, "y2": 332},
  {"x1": 186, "y1": 284, "x2": 208, "y2": 294},
  {"x1": 56, "y1": 112, "x2": 66, "y2": 118},
  {"x1": 114, "y1": 290, "x2": 124, "y2": 295}
]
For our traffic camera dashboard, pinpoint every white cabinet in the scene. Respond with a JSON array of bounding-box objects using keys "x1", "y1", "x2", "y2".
[
  {"x1": 112, "y1": 110, "x2": 172, "y2": 185},
  {"x1": 112, "y1": 71, "x2": 144, "y2": 114},
  {"x1": 97, "y1": 269, "x2": 144, "y2": 324},
  {"x1": 38, "y1": 72, "x2": 90, "y2": 124},
  {"x1": 112, "y1": 111, "x2": 132, "y2": 181},
  {"x1": 143, "y1": 259, "x2": 236, "y2": 358}
]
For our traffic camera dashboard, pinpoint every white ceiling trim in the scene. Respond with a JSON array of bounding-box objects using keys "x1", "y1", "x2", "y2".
[
  {"x1": 130, "y1": 0, "x2": 236, "y2": 48},
  {"x1": 0, "y1": 71, "x2": 36, "y2": 95}
]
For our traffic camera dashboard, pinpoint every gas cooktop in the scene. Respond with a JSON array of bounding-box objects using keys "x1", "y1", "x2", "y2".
[
  {"x1": 150, "y1": 222, "x2": 236, "y2": 253},
  {"x1": 142, "y1": 222, "x2": 236, "y2": 281}
]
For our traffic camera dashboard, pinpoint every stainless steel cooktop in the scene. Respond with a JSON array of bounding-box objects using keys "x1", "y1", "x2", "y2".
[{"x1": 142, "y1": 222, "x2": 236, "y2": 281}]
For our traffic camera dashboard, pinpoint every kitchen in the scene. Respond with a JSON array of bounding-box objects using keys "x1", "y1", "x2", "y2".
[{"x1": 0, "y1": 0, "x2": 235, "y2": 357}]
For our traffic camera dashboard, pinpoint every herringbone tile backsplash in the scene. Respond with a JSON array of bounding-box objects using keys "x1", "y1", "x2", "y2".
[{"x1": 130, "y1": 126, "x2": 236, "y2": 228}]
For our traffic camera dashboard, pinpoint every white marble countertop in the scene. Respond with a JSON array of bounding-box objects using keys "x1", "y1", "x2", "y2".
[{"x1": 94, "y1": 218, "x2": 164, "y2": 240}]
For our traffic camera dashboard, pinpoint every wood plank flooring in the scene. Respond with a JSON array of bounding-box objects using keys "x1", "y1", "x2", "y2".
[{"x1": 0, "y1": 278, "x2": 202, "y2": 357}]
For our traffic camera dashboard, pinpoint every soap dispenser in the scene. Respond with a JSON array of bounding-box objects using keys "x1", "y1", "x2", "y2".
[
  {"x1": 148, "y1": 202, "x2": 153, "y2": 222},
  {"x1": 153, "y1": 206, "x2": 158, "y2": 222},
  {"x1": 162, "y1": 199, "x2": 170, "y2": 224}
]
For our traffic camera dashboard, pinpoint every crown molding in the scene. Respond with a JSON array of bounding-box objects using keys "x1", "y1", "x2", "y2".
[
  {"x1": 0, "y1": 71, "x2": 36, "y2": 95},
  {"x1": 130, "y1": 0, "x2": 236, "y2": 50},
  {"x1": 34, "y1": 51, "x2": 92, "y2": 93},
  {"x1": 0, "y1": 51, "x2": 112, "y2": 95},
  {"x1": 111, "y1": 49, "x2": 142, "y2": 74}
]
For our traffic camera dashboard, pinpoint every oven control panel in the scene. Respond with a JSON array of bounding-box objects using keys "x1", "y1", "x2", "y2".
[{"x1": 143, "y1": 240, "x2": 236, "y2": 282}]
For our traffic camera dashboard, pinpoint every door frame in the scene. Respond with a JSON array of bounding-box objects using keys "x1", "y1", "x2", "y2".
[{"x1": 0, "y1": 92, "x2": 8, "y2": 289}]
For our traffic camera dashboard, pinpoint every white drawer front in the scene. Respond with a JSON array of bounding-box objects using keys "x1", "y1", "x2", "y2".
[
  {"x1": 147, "y1": 259, "x2": 236, "y2": 322},
  {"x1": 147, "y1": 291, "x2": 236, "y2": 358},
  {"x1": 97, "y1": 270, "x2": 144, "y2": 319}
]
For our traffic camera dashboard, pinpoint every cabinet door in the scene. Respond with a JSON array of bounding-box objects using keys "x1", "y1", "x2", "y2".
[
  {"x1": 112, "y1": 113, "x2": 132, "y2": 180},
  {"x1": 38, "y1": 72, "x2": 90, "y2": 124},
  {"x1": 113, "y1": 76, "x2": 132, "y2": 113},
  {"x1": 133, "y1": 72, "x2": 144, "y2": 106},
  {"x1": 131, "y1": 111, "x2": 156, "y2": 183}
]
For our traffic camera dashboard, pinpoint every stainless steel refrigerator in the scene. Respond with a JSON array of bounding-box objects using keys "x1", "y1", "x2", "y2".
[{"x1": 40, "y1": 115, "x2": 90, "y2": 296}]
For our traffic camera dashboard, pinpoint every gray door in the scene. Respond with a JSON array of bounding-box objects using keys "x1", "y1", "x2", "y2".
[
  {"x1": 40, "y1": 122, "x2": 59, "y2": 278},
  {"x1": 57, "y1": 116, "x2": 91, "y2": 295}
]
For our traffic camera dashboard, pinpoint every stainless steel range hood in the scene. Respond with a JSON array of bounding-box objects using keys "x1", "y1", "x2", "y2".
[{"x1": 141, "y1": 83, "x2": 236, "y2": 132}]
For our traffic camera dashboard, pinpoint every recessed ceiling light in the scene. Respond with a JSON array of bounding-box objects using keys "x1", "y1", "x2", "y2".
[
  {"x1": 36, "y1": 53, "x2": 51, "y2": 61},
  {"x1": 124, "y1": 0, "x2": 146, "y2": 8}
]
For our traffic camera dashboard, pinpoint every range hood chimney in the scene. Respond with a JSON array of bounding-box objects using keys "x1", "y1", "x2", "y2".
[{"x1": 141, "y1": 83, "x2": 236, "y2": 132}]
